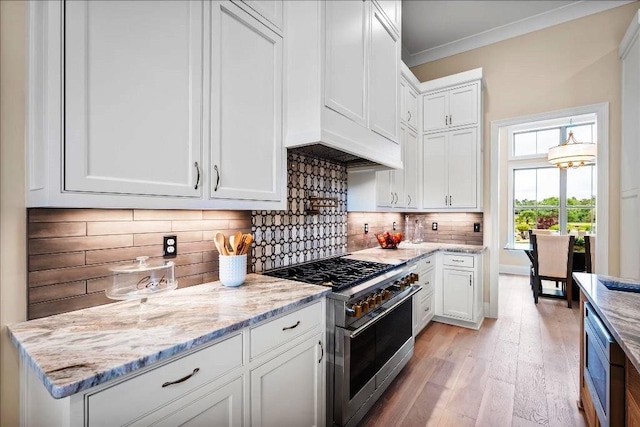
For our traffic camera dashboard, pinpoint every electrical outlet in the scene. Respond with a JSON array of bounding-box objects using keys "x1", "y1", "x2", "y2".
[
  {"x1": 393, "y1": 222, "x2": 397, "y2": 231},
  {"x1": 163, "y1": 235, "x2": 177, "y2": 258},
  {"x1": 474, "y1": 223, "x2": 481, "y2": 232},
  {"x1": 432, "y1": 222, "x2": 438, "y2": 231},
  {"x1": 364, "y1": 223, "x2": 369, "y2": 233}
]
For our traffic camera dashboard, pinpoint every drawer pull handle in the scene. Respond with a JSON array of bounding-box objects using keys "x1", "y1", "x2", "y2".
[
  {"x1": 318, "y1": 340, "x2": 324, "y2": 364},
  {"x1": 282, "y1": 320, "x2": 300, "y2": 331},
  {"x1": 452, "y1": 259, "x2": 464, "y2": 262},
  {"x1": 162, "y1": 368, "x2": 200, "y2": 388},
  {"x1": 426, "y1": 281, "x2": 430, "y2": 285}
]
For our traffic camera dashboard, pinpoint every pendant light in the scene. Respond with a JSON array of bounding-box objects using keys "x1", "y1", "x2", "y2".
[{"x1": 547, "y1": 130, "x2": 596, "y2": 168}]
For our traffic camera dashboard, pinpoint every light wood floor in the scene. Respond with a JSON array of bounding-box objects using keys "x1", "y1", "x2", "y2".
[{"x1": 358, "y1": 274, "x2": 586, "y2": 427}]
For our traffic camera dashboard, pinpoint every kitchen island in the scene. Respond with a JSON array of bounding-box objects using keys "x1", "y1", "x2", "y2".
[
  {"x1": 9, "y1": 273, "x2": 330, "y2": 426},
  {"x1": 574, "y1": 272, "x2": 640, "y2": 426}
]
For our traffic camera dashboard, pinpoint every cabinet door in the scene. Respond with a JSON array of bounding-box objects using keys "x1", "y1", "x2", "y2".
[
  {"x1": 369, "y1": 3, "x2": 400, "y2": 142},
  {"x1": 423, "y1": 91, "x2": 448, "y2": 132},
  {"x1": 250, "y1": 334, "x2": 324, "y2": 427},
  {"x1": 447, "y1": 128, "x2": 477, "y2": 208},
  {"x1": 210, "y1": 1, "x2": 283, "y2": 201},
  {"x1": 242, "y1": 0, "x2": 283, "y2": 30},
  {"x1": 422, "y1": 133, "x2": 448, "y2": 209},
  {"x1": 375, "y1": 0, "x2": 401, "y2": 33},
  {"x1": 442, "y1": 268, "x2": 473, "y2": 321},
  {"x1": 325, "y1": 0, "x2": 368, "y2": 127},
  {"x1": 404, "y1": 127, "x2": 419, "y2": 209},
  {"x1": 621, "y1": 191, "x2": 640, "y2": 280},
  {"x1": 376, "y1": 170, "x2": 393, "y2": 207},
  {"x1": 130, "y1": 376, "x2": 243, "y2": 427},
  {"x1": 448, "y1": 83, "x2": 478, "y2": 128},
  {"x1": 406, "y1": 85, "x2": 419, "y2": 131},
  {"x1": 621, "y1": 34, "x2": 640, "y2": 192},
  {"x1": 65, "y1": 1, "x2": 203, "y2": 197}
]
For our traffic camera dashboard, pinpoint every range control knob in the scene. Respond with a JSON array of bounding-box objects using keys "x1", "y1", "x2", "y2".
[{"x1": 383, "y1": 289, "x2": 390, "y2": 300}]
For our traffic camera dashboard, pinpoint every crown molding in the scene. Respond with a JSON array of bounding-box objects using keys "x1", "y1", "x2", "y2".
[{"x1": 404, "y1": 1, "x2": 636, "y2": 68}]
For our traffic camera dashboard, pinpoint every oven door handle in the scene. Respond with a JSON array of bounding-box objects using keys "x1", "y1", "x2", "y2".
[{"x1": 349, "y1": 285, "x2": 422, "y2": 339}]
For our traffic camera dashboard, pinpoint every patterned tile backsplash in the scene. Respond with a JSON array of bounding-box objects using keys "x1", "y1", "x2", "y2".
[
  {"x1": 26, "y1": 209, "x2": 251, "y2": 319},
  {"x1": 251, "y1": 153, "x2": 348, "y2": 272}
]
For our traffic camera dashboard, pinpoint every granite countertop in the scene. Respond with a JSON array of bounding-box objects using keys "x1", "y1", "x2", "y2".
[
  {"x1": 573, "y1": 272, "x2": 640, "y2": 373},
  {"x1": 345, "y1": 242, "x2": 486, "y2": 265},
  {"x1": 8, "y1": 274, "x2": 330, "y2": 399}
]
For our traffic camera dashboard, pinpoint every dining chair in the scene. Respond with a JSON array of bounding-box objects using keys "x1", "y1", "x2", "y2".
[
  {"x1": 527, "y1": 229, "x2": 560, "y2": 290},
  {"x1": 531, "y1": 234, "x2": 575, "y2": 308},
  {"x1": 585, "y1": 235, "x2": 596, "y2": 273}
]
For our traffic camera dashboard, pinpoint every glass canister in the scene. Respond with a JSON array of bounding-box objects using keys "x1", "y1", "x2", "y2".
[{"x1": 107, "y1": 256, "x2": 178, "y2": 301}]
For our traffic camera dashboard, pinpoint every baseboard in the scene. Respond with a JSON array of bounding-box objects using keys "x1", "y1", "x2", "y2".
[
  {"x1": 499, "y1": 264, "x2": 529, "y2": 276},
  {"x1": 433, "y1": 315, "x2": 482, "y2": 330}
]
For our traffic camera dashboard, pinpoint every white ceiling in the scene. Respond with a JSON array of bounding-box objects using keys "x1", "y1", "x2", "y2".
[{"x1": 401, "y1": 0, "x2": 634, "y2": 66}]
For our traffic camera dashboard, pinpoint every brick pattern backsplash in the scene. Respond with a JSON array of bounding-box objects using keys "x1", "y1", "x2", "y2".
[
  {"x1": 347, "y1": 212, "x2": 483, "y2": 252},
  {"x1": 252, "y1": 152, "x2": 348, "y2": 272},
  {"x1": 27, "y1": 209, "x2": 251, "y2": 319},
  {"x1": 347, "y1": 212, "x2": 406, "y2": 252}
]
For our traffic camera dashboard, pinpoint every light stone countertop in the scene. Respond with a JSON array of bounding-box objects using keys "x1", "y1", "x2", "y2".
[
  {"x1": 8, "y1": 274, "x2": 330, "y2": 399},
  {"x1": 574, "y1": 272, "x2": 640, "y2": 373},
  {"x1": 345, "y1": 242, "x2": 486, "y2": 265}
]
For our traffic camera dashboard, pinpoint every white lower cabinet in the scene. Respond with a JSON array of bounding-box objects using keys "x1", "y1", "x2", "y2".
[
  {"x1": 250, "y1": 333, "x2": 324, "y2": 427},
  {"x1": 413, "y1": 255, "x2": 435, "y2": 335},
  {"x1": 131, "y1": 375, "x2": 243, "y2": 427},
  {"x1": 442, "y1": 268, "x2": 473, "y2": 321},
  {"x1": 21, "y1": 301, "x2": 326, "y2": 427},
  {"x1": 434, "y1": 252, "x2": 484, "y2": 329}
]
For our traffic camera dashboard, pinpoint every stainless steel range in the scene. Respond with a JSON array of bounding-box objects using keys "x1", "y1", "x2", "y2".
[{"x1": 265, "y1": 256, "x2": 421, "y2": 427}]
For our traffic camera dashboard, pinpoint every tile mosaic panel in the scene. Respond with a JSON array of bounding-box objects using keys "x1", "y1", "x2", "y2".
[{"x1": 252, "y1": 153, "x2": 348, "y2": 272}]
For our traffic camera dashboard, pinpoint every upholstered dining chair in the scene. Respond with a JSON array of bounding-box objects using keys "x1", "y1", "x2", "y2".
[
  {"x1": 531, "y1": 234, "x2": 575, "y2": 308},
  {"x1": 585, "y1": 235, "x2": 596, "y2": 273}
]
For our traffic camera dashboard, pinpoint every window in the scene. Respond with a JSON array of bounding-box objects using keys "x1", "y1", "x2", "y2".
[{"x1": 509, "y1": 119, "x2": 597, "y2": 243}]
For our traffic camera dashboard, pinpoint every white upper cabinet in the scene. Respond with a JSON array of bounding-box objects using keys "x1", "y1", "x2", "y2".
[
  {"x1": 28, "y1": 0, "x2": 286, "y2": 209},
  {"x1": 286, "y1": 0, "x2": 402, "y2": 170},
  {"x1": 369, "y1": 3, "x2": 400, "y2": 142},
  {"x1": 241, "y1": 0, "x2": 283, "y2": 30},
  {"x1": 404, "y1": 127, "x2": 419, "y2": 209},
  {"x1": 210, "y1": 1, "x2": 283, "y2": 202},
  {"x1": 374, "y1": 0, "x2": 401, "y2": 33},
  {"x1": 64, "y1": 0, "x2": 203, "y2": 198},
  {"x1": 401, "y1": 79, "x2": 419, "y2": 131},
  {"x1": 423, "y1": 82, "x2": 479, "y2": 133},
  {"x1": 422, "y1": 127, "x2": 478, "y2": 210},
  {"x1": 324, "y1": 0, "x2": 368, "y2": 127}
]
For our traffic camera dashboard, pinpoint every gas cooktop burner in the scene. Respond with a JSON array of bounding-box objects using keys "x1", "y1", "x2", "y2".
[{"x1": 263, "y1": 257, "x2": 396, "y2": 291}]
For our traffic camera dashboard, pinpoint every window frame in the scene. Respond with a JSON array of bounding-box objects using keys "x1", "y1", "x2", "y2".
[{"x1": 507, "y1": 119, "x2": 596, "y2": 244}]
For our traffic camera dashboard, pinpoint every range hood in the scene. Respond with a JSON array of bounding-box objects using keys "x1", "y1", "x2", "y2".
[{"x1": 288, "y1": 144, "x2": 387, "y2": 169}]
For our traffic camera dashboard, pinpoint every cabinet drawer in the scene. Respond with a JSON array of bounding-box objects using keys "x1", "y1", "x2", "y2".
[
  {"x1": 418, "y1": 254, "x2": 435, "y2": 272},
  {"x1": 88, "y1": 333, "x2": 243, "y2": 426},
  {"x1": 443, "y1": 253, "x2": 474, "y2": 268},
  {"x1": 421, "y1": 267, "x2": 435, "y2": 295},
  {"x1": 250, "y1": 301, "x2": 322, "y2": 359}
]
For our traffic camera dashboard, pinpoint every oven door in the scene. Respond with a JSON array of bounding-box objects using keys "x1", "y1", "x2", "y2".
[{"x1": 333, "y1": 287, "x2": 418, "y2": 426}]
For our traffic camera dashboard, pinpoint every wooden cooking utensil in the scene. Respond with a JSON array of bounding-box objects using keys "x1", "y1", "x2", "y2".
[
  {"x1": 214, "y1": 232, "x2": 228, "y2": 256},
  {"x1": 232, "y1": 231, "x2": 243, "y2": 254},
  {"x1": 240, "y1": 234, "x2": 253, "y2": 255}
]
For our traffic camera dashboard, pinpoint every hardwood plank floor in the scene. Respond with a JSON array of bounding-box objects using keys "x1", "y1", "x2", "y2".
[{"x1": 358, "y1": 274, "x2": 586, "y2": 427}]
